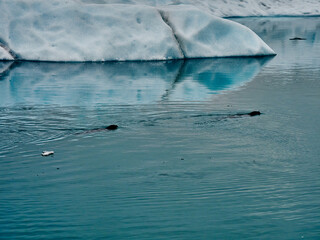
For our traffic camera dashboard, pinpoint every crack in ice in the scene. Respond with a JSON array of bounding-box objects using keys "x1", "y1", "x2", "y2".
[
  {"x1": 0, "y1": 38, "x2": 18, "y2": 60},
  {"x1": 158, "y1": 9, "x2": 186, "y2": 58}
]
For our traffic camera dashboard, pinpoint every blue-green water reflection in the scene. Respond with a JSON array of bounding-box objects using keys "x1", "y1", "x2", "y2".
[
  {"x1": 0, "y1": 57, "x2": 270, "y2": 106},
  {"x1": 1, "y1": 17, "x2": 320, "y2": 240}
]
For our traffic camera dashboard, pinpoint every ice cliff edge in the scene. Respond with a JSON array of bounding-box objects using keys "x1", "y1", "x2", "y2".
[{"x1": 0, "y1": 1, "x2": 275, "y2": 62}]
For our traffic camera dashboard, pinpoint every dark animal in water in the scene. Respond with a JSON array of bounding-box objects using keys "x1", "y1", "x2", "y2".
[
  {"x1": 227, "y1": 111, "x2": 261, "y2": 118},
  {"x1": 289, "y1": 37, "x2": 306, "y2": 40},
  {"x1": 248, "y1": 111, "x2": 261, "y2": 116},
  {"x1": 78, "y1": 124, "x2": 118, "y2": 134},
  {"x1": 106, "y1": 125, "x2": 118, "y2": 130},
  {"x1": 91, "y1": 125, "x2": 118, "y2": 132},
  {"x1": 230, "y1": 111, "x2": 261, "y2": 118}
]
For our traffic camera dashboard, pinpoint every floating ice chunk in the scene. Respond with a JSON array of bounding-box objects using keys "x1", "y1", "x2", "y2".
[
  {"x1": 0, "y1": 1, "x2": 274, "y2": 61},
  {"x1": 42, "y1": 151, "x2": 54, "y2": 156}
]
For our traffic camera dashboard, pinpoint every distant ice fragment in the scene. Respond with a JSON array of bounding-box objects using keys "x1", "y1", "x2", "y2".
[{"x1": 42, "y1": 151, "x2": 54, "y2": 156}]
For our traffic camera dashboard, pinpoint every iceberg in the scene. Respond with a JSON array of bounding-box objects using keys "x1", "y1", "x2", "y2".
[{"x1": 0, "y1": 1, "x2": 275, "y2": 62}]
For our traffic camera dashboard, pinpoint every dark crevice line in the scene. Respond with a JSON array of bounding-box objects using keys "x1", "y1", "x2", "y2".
[
  {"x1": 158, "y1": 9, "x2": 186, "y2": 58},
  {"x1": 0, "y1": 38, "x2": 19, "y2": 60}
]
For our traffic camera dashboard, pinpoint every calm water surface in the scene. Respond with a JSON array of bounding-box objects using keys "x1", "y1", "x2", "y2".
[{"x1": 0, "y1": 18, "x2": 320, "y2": 239}]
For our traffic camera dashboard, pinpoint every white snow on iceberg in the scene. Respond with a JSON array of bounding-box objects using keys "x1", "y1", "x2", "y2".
[
  {"x1": 80, "y1": 0, "x2": 320, "y2": 17},
  {"x1": 159, "y1": 5, "x2": 275, "y2": 58},
  {"x1": 0, "y1": 1, "x2": 275, "y2": 62},
  {"x1": 0, "y1": 46, "x2": 13, "y2": 61}
]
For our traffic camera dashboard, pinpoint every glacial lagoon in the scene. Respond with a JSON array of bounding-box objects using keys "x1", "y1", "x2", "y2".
[{"x1": 0, "y1": 17, "x2": 320, "y2": 239}]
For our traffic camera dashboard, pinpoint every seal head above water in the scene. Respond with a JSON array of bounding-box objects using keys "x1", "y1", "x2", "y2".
[
  {"x1": 289, "y1": 37, "x2": 306, "y2": 40},
  {"x1": 248, "y1": 111, "x2": 261, "y2": 116},
  {"x1": 106, "y1": 125, "x2": 118, "y2": 130}
]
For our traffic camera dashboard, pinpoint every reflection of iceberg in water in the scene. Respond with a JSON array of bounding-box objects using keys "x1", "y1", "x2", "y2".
[
  {"x1": 164, "y1": 57, "x2": 272, "y2": 101},
  {"x1": 0, "y1": 62, "x2": 13, "y2": 77},
  {"x1": 0, "y1": 57, "x2": 272, "y2": 107}
]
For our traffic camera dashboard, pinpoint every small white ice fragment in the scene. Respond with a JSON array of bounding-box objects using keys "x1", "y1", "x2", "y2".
[{"x1": 42, "y1": 151, "x2": 54, "y2": 156}]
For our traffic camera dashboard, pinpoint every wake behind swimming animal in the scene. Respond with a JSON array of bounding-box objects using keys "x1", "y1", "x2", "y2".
[
  {"x1": 231, "y1": 110, "x2": 261, "y2": 120},
  {"x1": 91, "y1": 124, "x2": 118, "y2": 132},
  {"x1": 230, "y1": 111, "x2": 261, "y2": 118}
]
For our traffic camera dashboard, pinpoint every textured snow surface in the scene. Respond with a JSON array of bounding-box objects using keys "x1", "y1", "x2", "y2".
[
  {"x1": 0, "y1": 0, "x2": 276, "y2": 62},
  {"x1": 0, "y1": 2, "x2": 183, "y2": 61},
  {"x1": 0, "y1": 47, "x2": 14, "y2": 61},
  {"x1": 81, "y1": 0, "x2": 320, "y2": 17},
  {"x1": 159, "y1": 5, "x2": 274, "y2": 58}
]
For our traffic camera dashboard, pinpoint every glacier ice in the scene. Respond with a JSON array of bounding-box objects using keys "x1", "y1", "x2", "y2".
[
  {"x1": 0, "y1": 2, "x2": 183, "y2": 61},
  {"x1": 80, "y1": 0, "x2": 320, "y2": 17},
  {"x1": 0, "y1": 46, "x2": 13, "y2": 61},
  {"x1": 0, "y1": 1, "x2": 275, "y2": 62},
  {"x1": 158, "y1": 5, "x2": 275, "y2": 58}
]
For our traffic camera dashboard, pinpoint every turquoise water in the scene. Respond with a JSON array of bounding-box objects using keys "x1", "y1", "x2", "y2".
[{"x1": 1, "y1": 17, "x2": 320, "y2": 239}]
